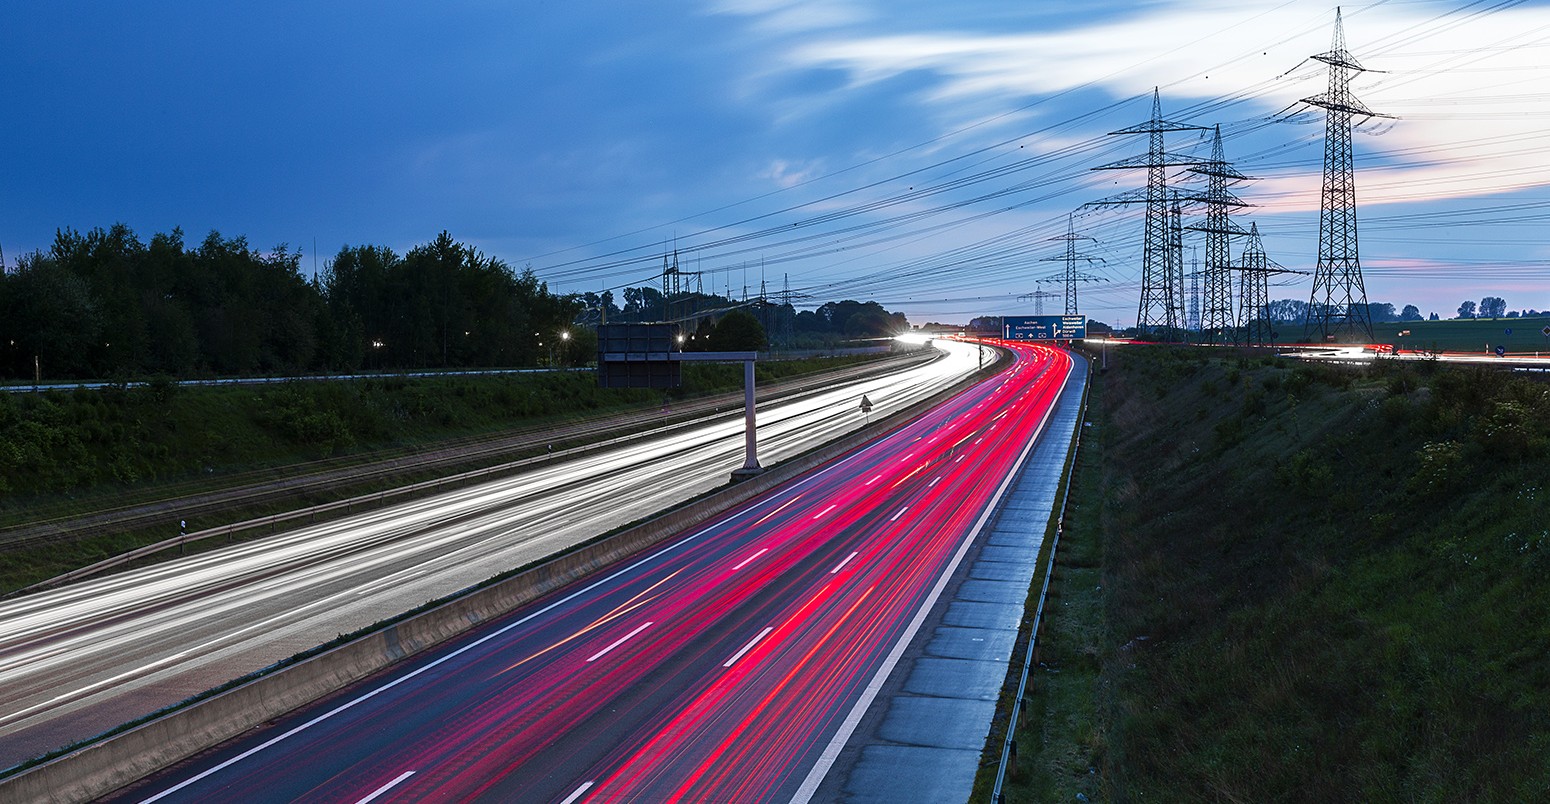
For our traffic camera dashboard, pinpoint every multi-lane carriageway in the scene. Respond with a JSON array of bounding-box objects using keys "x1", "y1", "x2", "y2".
[{"x1": 108, "y1": 341, "x2": 1077, "y2": 803}]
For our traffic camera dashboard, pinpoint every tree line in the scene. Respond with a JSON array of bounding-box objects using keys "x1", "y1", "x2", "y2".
[
  {"x1": 0, "y1": 225, "x2": 581, "y2": 381},
  {"x1": 0, "y1": 225, "x2": 913, "y2": 382}
]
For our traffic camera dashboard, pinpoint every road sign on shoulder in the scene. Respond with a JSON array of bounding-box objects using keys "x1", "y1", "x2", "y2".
[
  {"x1": 1496, "y1": 345, "x2": 1507, "y2": 357},
  {"x1": 1542, "y1": 325, "x2": 1550, "y2": 337},
  {"x1": 859, "y1": 395, "x2": 873, "y2": 414}
]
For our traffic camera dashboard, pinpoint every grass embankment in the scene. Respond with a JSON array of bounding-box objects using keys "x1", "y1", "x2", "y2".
[
  {"x1": 0, "y1": 355, "x2": 886, "y2": 591},
  {"x1": 996, "y1": 344, "x2": 1550, "y2": 801}
]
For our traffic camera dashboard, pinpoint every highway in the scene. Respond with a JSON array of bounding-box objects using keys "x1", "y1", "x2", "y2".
[
  {"x1": 0, "y1": 341, "x2": 986, "y2": 771},
  {"x1": 106, "y1": 341, "x2": 1076, "y2": 803}
]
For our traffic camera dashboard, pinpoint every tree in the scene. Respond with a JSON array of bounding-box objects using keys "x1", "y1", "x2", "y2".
[
  {"x1": 1400, "y1": 304, "x2": 1423, "y2": 322},
  {"x1": 1429, "y1": 312, "x2": 1440, "y2": 321},
  {"x1": 1364, "y1": 302, "x2": 1397, "y2": 323},
  {"x1": 710, "y1": 310, "x2": 768, "y2": 351},
  {"x1": 1479, "y1": 296, "x2": 1507, "y2": 318},
  {"x1": 1458, "y1": 300, "x2": 1477, "y2": 319}
]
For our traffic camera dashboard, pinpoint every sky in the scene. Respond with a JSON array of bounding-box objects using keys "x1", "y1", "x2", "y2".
[{"x1": 3, "y1": 0, "x2": 1550, "y2": 328}]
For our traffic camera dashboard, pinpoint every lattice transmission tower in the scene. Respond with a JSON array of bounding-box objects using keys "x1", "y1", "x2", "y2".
[
  {"x1": 1090, "y1": 89, "x2": 1204, "y2": 338},
  {"x1": 1186, "y1": 125, "x2": 1253, "y2": 344},
  {"x1": 660, "y1": 250, "x2": 703, "y2": 323},
  {"x1": 1017, "y1": 290, "x2": 1061, "y2": 316},
  {"x1": 1300, "y1": 8, "x2": 1391, "y2": 343},
  {"x1": 1169, "y1": 200, "x2": 1186, "y2": 335},
  {"x1": 1236, "y1": 222, "x2": 1303, "y2": 346},
  {"x1": 1037, "y1": 214, "x2": 1108, "y2": 315}
]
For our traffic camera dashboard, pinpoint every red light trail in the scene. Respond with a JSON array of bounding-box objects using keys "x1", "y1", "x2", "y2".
[{"x1": 111, "y1": 340, "x2": 1076, "y2": 804}]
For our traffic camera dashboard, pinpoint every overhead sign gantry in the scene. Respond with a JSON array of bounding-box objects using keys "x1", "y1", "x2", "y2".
[
  {"x1": 597, "y1": 323, "x2": 763, "y2": 480},
  {"x1": 1002, "y1": 314, "x2": 1088, "y2": 340}
]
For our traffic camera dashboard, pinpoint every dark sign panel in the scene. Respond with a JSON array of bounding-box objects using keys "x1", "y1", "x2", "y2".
[
  {"x1": 1002, "y1": 315, "x2": 1087, "y2": 340},
  {"x1": 596, "y1": 323, "x2": 682, "y2": 388}
]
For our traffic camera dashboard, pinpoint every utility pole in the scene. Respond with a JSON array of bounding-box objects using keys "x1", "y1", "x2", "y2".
[
  {"x1": 1089, "y1": 89, "x2": 1205, "y2": 339},
  {"x1": 1299, "y1": 7, "x2": 1391, "y2": 343}
]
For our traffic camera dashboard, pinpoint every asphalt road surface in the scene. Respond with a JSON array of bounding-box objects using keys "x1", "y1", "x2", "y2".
[
  {"x1": 0, "y1": 341, "x2": 985, "y2": 771},
  {"x1": 106, "y1": 341, "x2": 1074, "y2": 803}
]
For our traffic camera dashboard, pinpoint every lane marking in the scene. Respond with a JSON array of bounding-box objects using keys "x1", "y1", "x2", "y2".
[
  {"x1": 559, "y1": 781, "x2": 594, "y2": 804},
  {"x1": 732, "y1": 548, "x2": 768, "y2": 571},
  {"x1": 722, "y1": 626, "x2": 775, "y2": 668},
  {"x1": 558, "y1": 780, "x2": 592, "y2": 804},
  {"x1": 929, "y1": 475, "x2": 942, "y2": 488},
  {"x1": 865, "y1": 474, "x2": 881, "y2": 486},
  {"x1": 955, "y1": 454, "x2": 965, "y2": 463},
  {"x1": 751, "y1": 495, "x2": 802, "y2": 527},
  {"x1": 586, "y1": 621, "x2": 653, "y2": 663},
  {"x1": 353, "y1": 771, "x2": 415, "y2": 804},
  {"x1": 830, "y1": 552, "x2": 859, "y2": 574},
  {"x1": 890, "y1": 506, "x2": 908, "y2": 522},
  {"x1": 813, "y1": 504, "x2": 836, "y2": 520}
]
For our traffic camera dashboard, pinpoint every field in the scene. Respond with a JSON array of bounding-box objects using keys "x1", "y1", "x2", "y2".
[{"x1": 1370, "y1": 314, "x2": 1550, "y2": 354}]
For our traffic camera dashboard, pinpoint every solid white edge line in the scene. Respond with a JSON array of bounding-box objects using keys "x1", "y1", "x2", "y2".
[
  {"x1": 723, "y1": 626, "x2": 775, "y2": 668},
  {"x1": 732, "y1": 547, "x2": 769, "y2": 571},
  {"x1": 829, "y1": 551, "x2": 859, "y2": 575},
  {"x1": 586, "y1": 621, "x2": 653, "y2": 663},
  {"x1": 133, "y1": 344, "x2": 975, "y2": 802},
  {"x1": 353, "y1": 770, "x2": 416, "y2": 804},
  {"x1": 787, "y1": 350, "x2": 1078, "y2": 804},
  {"x1": 559, "y1": 781, "x2": 595, "y2": 804}
]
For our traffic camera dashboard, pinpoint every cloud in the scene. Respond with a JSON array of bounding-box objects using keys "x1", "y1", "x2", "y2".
[
  {"x1": 716, "y1": 0, "x2": 1550, "y2": 211},
  {"x1": 759, "y1": 158, "x2": 824, "y2": 188}
]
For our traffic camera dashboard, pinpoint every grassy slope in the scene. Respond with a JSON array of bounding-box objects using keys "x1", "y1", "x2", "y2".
[
  {"x1": 1084, "y1": 345, "x2": 1550, "y2": 801},
  {"x1": 0, "y1": 359, "x2": 877, "y2": 508}
]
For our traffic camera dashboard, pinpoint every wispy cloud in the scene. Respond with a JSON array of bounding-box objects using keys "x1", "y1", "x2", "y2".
[{"x1": 712, "y1": 0, "x2": 1550, "y2": 211}]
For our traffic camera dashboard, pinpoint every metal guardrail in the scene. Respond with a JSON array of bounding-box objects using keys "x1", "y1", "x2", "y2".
[{"x1": 990, "y1": 358, "x2": 1091, "y2": 803}]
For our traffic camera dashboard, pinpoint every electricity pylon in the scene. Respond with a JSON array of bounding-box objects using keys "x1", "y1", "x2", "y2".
[
  {"x1": 1017, "y1": 290, "x2": 1061, "y2": 316},
  {"x1": 1236, "y1": 222, "x2": 1303, "y2": 346},
  {"x1": 1090, "y1": 89, "x2": 1205, "y2": 338},
  {"x1": 660, "y1": 250, "x2": 703, "y2": 323},
  {"x1": 1185, "y1": 124, "x2": 1254, "y2": 344},
  {"x1": 1037, "y1": 214, "x2": 1107, "y2": 315},
  {"x1": 1300, "y1": 7, "x2": 1391, "y2": 343}
]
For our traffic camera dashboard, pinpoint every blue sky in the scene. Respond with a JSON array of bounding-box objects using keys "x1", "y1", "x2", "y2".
[{"x1": 3, "y1": 1, "x2": 1549, "y2": 326}]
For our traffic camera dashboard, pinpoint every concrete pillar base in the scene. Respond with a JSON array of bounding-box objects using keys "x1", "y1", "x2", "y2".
[{"x1": 730, "y1": 466, "x2": 765, "y2": 482}]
